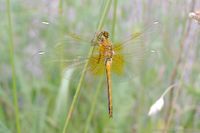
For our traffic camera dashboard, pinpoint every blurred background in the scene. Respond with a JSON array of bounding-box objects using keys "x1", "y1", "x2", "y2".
[{"x1": 1, "y1": 0, "x2": 200, "y2": 133}]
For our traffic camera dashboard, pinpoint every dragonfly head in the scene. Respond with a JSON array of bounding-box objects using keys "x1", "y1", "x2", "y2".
[
  {"x1": 91, "y1": 31, "x2": 110, "y2": 45},
  {"x1": 96, "y1": 31, "x2": 109, "y2": 42}
]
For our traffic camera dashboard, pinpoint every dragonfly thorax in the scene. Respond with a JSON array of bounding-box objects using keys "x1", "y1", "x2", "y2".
[
  {"x1": 93, "y1": 31, "x2": 115, "y2": 64},
  {"x1": 99, "y1": 37, "x2": 114, "y2": 61}
]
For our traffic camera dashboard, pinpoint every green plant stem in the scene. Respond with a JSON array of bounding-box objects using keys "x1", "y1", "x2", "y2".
[
  {"x1": 83, "y1": 1, "x2": 118, "y2": 132},
  {"x1": 84, "y1": 77, "x2": 103, "y2": 133},
  {"x1": 58, "y1": 0, "x2": 65, "y2": 77},
  {"x1": 111, "y1": 0, "x2": 118, "y2": 40},
  {"x1": 58, "y1": 0, "x2": 63, "y2": 15},
  {"x1": 6, "y1": 0, "x2": 21, "y2": 133},
  {"x1": 62, "y1": 0, "x2": 112, "y2": 133},
  {"x1": 97, "y1": 0, "x2": 112, "y2": 31}
]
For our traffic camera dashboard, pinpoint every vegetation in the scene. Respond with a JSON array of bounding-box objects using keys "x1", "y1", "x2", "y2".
[{"x1": 1, "y1": 0, "x2": 200, "y2": 133}]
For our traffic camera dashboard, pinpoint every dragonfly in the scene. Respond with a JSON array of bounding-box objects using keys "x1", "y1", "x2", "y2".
[{"x1": 35, "y1": 20, "x2": 160, "y2": 118}]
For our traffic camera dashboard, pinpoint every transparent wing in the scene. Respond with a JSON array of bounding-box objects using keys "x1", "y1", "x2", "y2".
[
  {"x1": 112, "y1": 45, "x2": 125, "y2": 75},
  {"x1": 116, "y1": 21, "x2": 161, "y2": 48},
  {"x1": 111, "y1": 21, "x2": 162, "y2": 75},
  {"x1": 88, "y1": 55, "x2": 105, "y2": 75},
  {"x1": 30, "y1": 34, "x2": 95, "y2": 79},
  {"x1": 30, "y1": 20, "x2": 161, "y2": 78}
]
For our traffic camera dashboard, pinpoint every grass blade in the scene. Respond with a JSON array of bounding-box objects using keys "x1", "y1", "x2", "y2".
[
  {"x1": 6, "y1": 0, "x2": 21, "y2": 132},
  {"x1": 62, "y1": 0, "x2": 112, "y2": 132}
]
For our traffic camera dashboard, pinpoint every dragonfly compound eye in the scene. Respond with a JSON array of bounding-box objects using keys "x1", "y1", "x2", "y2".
[
  {"x1": 103, "y1": 31, "x2": 109, "y2": 38},
  {"x1": 96, "y1": 32, "x2": 104, "y2": 42}
]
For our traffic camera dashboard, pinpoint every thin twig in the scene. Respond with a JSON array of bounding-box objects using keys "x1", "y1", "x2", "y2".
[
  {"x1": 62, "y1": 0, "x2": 112, "y2": 132},
  {"x1": 164, "y1": 0, "x2": 196, "y2": 132}
]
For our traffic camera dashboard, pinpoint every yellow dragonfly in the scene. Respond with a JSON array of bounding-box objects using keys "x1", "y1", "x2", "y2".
[{"x1": 35, "y1": 21, "x2": 160, "y2": 118}]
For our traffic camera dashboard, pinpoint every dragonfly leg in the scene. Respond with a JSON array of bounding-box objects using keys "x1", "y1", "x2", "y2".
[{"x1": 97, "y1": 53, "x2": 102, "y2": 64}]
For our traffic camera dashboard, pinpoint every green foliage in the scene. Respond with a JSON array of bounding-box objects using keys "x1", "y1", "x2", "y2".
[{"x1": 1, "y1": 0, "x2": 200, "y2": 133}]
